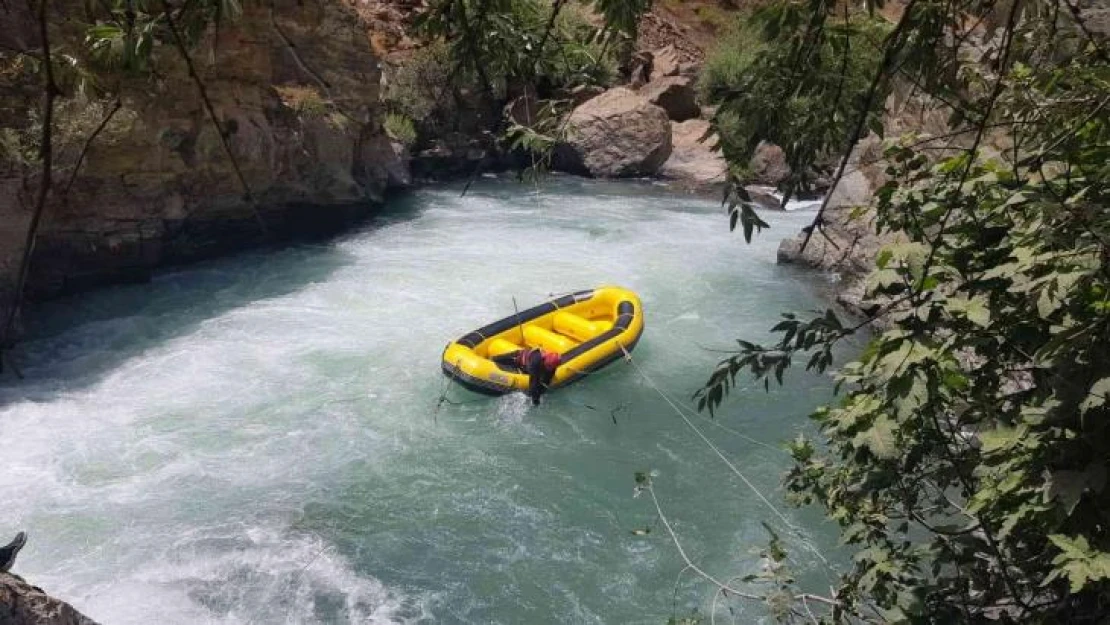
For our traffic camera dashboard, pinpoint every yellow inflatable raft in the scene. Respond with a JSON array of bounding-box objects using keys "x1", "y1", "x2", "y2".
[{"x1": 441, "y1": 286, "x2": 644, "y2": 395}]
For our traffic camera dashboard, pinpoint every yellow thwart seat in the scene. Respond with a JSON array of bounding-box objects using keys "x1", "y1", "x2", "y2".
[
  {"x1": 524, "y1": 325, "x2": 577, "y2": 353},
  {"x1": 553, "y1": 312, "x2": 610, "y2": 342}
]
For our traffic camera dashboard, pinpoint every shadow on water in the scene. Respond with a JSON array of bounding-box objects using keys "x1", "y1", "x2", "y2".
[{"x1": 0, "y1": 201, "x2": 423, "y2": 403}]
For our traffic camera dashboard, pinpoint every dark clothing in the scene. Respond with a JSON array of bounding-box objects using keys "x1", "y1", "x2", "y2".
[
  {"x1": 524, "y1": 349, "x2": 556, "y2": 405},
  {"x1": 491, "y1": 348, "x2": 556, "y2": 405}
]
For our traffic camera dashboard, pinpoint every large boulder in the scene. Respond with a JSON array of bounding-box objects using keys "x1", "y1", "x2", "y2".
[
  {"x1": 639, "y1": 76, "x2": 700, "y2": 122},
  {"x1": 558, "y1": 88, "x2": 672, "y2": 178},
  {"x1": 749, "y1": 141, "x2": 791, "y2": 186},
  {"x1": 567, "y1": 84, "x2": 605, "y2": 107},
  {"x1": 658, "y1": 119, "x2": 727, "y2": 191}
]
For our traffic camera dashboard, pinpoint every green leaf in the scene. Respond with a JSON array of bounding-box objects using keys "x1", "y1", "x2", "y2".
[
  {"x1": 853, "y1": 414, "x2": 898, "y2": 459},
  {"x1": 876, "y1": 248, "x2": 893, "y2": 269},
  {"x1": 965, "y1": 297, "x2": 990, "y2": 327},
  {"x1": 1079, "y1": 377, "x2": 1110, "y2": 413},
  {"x1": 979, "y1": 425, "x2": 1026, "y2": 454}
]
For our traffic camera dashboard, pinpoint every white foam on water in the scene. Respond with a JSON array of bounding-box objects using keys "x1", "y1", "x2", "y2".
[
  {"x1": 1, "y1": 178, "x2": 842, "y2": 623},
  {"x1": 58, "y1": 526, "x2": 429, "y2": 625}
]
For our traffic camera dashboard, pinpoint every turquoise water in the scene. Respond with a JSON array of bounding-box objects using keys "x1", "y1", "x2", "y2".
[{"x1": 1, "y1": 177, "x2": 848, "y2": 624}]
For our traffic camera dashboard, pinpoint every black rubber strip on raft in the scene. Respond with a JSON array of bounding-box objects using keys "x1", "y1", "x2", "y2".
[
  {"x1": 457, "y1": 332, "x2": 484, "y2": 348},
  {"x1": 556, "y1": 324, "x2": 643, "y2": 387},
  {"x1": 452, "y1": 289, "x2": 598, "y2": 346},
  {"x1": 552, "y1": 289, "x2": 596, "y2": 308},
  {"x1": 472, "y1": 301, "x2": 556, "y2": 339}
]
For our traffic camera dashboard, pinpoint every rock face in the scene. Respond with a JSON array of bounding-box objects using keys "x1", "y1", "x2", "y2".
[
  {"x1": 639, "y1": 76, "x2": 700, "y2": 121},
  {"x1": 749, "y1": 142, "x2": 791, "y2": 187},
  {"x1": 776, "y1": 136, "x2": 898, "y2": 313},
  {"x1": 658, "y1": 119, "x2": 727, "y2": 191},
  {"x1": 0, "y1": 573, "x2": 98, "y2": 625},
  {"x1": 0, "y1": 0, "x2": 409, "y2": 314},
  {"x1": 651, "y1": 45, "x2": 682, "y2": 78},
  {"x1": 557, "y1": 88, "x2": 673, "y2": 178}
]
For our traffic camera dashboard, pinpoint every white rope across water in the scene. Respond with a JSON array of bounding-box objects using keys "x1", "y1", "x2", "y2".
[{"x1": 617, "y1": 345, "x2": 831, "y2": 568}]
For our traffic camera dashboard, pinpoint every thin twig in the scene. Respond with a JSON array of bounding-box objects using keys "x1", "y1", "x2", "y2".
[
  {"x1": 531, "y1": 0, "x2": 566, "y2": 77},
  {"x1": 60, "y1": 97, "x2": 122, "y2": 202},
  {"x1": 621, "y1": 345, "x2": 833, "y2": 570},
  {"x1": 269, "y1": 6, "x2": 331, "y2": 91},
  {"x1": 915, "y1": 0, "x2": 1024, "y2": 297},
  {"x1": 646, "y1": 483, "x2": 764, "y2": 601}
]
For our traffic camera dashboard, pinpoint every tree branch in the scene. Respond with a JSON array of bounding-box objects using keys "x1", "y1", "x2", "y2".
[
  {"x1": 2, "y1": 0, "x2": 58, "y2": 372},
  {"x1": 645, "y1": 482, "x2": 766, "y2": 602},
  {"x1": 60, "y1": 97, "x2": 122, "y2": 202}
]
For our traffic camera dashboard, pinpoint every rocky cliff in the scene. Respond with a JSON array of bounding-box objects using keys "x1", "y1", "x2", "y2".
[{"x1": 0, "y1": 0, "x2": 410, "y2": 317}]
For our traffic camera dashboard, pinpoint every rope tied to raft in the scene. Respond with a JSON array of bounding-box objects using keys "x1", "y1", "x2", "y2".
[
  {"x1": 433, "y1": 358, "x2": 462, "y2": 424},
  {"x1": 616, "y1": 343, "x2": 832, "y2": 569}
]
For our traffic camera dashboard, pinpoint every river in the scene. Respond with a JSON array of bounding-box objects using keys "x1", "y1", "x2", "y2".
[{"x1": 1, "y1": 177, "x2": 849, "y2": 624}]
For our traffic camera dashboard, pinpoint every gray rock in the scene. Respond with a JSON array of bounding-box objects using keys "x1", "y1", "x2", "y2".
[
  {"x1": 559, "y1": 88, "x2": 673, "y2": 178},
  {"x1": 749, "y1": 142, "x2": 791, "y2": 186},
  {"x1": 677, "y1": 61, "x2": 700, "y2": 79},
  {"x1": 0, "y1": 572, "x2": 99, "y2": 625},
  {"x1": 0, "y1": 533, "x2": 25, "y2": 573},
  {"x1": 357, "y1": 134, "x2": 412, "y2": 191},
  {"x1": 568, "y1": 84, "x2": 605, "y2": 107},
  {"x1": 639, "y1": 76, "x2": 700, "y2": 122},
  {"x1": 651, "y1": 45, "x2": 681, "y2": 78},
  {"x1": 658, "y1": 119, "x2": 726, "y2": 191},
  {"x1": 627, "y1": 51, "x2": 653, "y2": 88},
  {"x1": 0, "y1": 0, "x2": 401, "y2": 313},
  {"x1": 775, "y1": 137, "x2": 900, "y2": 315}
]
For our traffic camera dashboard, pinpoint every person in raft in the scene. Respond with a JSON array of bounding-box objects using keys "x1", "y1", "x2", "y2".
[{"x1": 495, "y1": 347, "x2": 561, "y2": 404}]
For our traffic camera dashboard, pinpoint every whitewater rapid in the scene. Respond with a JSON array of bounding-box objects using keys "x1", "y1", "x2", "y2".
[{"x1": 2, "y1": 177, "x2": 845, "y2": 623}]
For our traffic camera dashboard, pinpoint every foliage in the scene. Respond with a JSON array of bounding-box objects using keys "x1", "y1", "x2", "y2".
[
  {"x1": 83, "y1": 0, "x2": 243, "y2": 73},
  {"x1": 381, "y1": 42, "x2": 463, "y2": 139},
  {"x1": 383, "y1": 112, "x2": 417, "y2": 147},
  {"x1": 413, "y1": 0, "x2": 637, "y2": 97},
  {"x1": 504, "y1": 98, "x2": 574, "y2": 181},
  {"x1": 274, "y1": 84, "x2": 329, "y2": 117},
  {"x1": 697, "y1": 0, "x2": 1110, "y2": 622},
  {"x1": 697, "y1": 18, "x2": 767, "y2": 104},
  {"x1": 2, "y1": 96, "x2": 136, "y2": 171},
  {"x1": 700, "y1": 5, "x2": 891, "y2": 200}
]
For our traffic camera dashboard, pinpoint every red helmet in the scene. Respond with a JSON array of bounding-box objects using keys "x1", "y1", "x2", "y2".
[{"x1": 542, "y1": 351, "x2": 561, "y2": 371}]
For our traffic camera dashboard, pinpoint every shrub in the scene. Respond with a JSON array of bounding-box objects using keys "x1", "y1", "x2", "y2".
[
  {"x1": 274, "y1": 84, "x2": 328, "y2": 118},
  {"x1": 697, "y1": 18, "x2": 766, "y2": 103},
  {"x1": 382, "y1": 42, "x2": 461, "y2": 135},
  {"x1": 383, "y1": 112, "x2": 417, "y2": 147}
]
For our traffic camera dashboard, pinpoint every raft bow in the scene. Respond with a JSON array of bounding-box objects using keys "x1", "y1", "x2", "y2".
[{"x1": 441, "y1": 286, "x2": 644, "y2": 395}]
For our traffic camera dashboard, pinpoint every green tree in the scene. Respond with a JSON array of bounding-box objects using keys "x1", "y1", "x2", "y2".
[{"x1": 697, "y1": 0, "x2": 1110, "y2": 622}]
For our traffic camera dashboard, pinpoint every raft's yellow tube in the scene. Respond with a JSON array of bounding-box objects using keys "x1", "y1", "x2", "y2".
[{"x1": 441, "y1": 286, "x2": 645, "y2": 396}]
